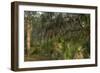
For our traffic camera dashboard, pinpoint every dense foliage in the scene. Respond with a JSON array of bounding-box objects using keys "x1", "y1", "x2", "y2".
[{"x1": 24, "y1": 11, "x2": 90, "y2": 61}]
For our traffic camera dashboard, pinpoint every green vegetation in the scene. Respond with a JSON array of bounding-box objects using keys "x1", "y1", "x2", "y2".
[{"x1": 24, "y1": 11, "x2": 90, "y2": 61}]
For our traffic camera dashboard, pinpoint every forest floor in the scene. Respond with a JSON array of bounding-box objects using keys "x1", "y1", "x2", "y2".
[{"x1": 24, "y1": 55, "x2": 51, "y2": 61}]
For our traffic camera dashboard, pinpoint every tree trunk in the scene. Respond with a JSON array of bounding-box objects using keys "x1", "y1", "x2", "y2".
[{"x1": 26, "y1": 19, "x2": 32, "y2": 56}]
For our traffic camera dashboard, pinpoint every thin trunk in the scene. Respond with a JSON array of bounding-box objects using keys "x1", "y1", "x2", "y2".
[{"x1": 26, "y1": 18, "x2": 32, "y2": 56}]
